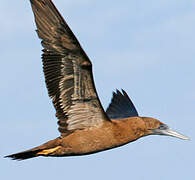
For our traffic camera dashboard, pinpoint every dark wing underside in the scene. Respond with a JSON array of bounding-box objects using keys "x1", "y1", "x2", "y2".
[
  {"x1": 106, "y1": 89, "x2": 138, "y2": 119},
  {"x1": 30, "y1": 0, "x2": 109, "y2": 136}
]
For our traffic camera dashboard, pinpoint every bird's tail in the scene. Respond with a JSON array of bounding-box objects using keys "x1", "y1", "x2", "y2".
[
  {"x1": 4, "y1": 149, "x2": 43, "y2": 161},
  {"x1": 5, "y1": 138, "x2": 61, "y2": 160}
]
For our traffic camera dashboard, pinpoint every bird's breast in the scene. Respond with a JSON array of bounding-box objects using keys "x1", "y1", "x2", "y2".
[{"x1": 59, "y1": 119, "x2": 144, "y2": 155}]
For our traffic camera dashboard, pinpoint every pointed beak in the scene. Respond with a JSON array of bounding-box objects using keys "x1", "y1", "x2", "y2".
[{"x1": 152, "y1": 127, "x2": 190, "y2": 140}]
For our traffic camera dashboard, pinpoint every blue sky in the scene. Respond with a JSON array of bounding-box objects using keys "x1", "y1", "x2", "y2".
[{"x1": 1, "y1": 0, "x2": 195, "y2": 179}]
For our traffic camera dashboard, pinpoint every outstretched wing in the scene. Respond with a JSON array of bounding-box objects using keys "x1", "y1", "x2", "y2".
[
  {"x1": 30, "y1": 0, "x2": 110, "y2": 136},
  {"x1": 106, "y1": 89, "x2": 138, "y2": 119}
]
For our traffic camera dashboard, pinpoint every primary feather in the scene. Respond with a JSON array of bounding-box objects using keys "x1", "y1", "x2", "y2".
[{"x1": 106, "y1": 89, "x2": 138, "y2": 119}]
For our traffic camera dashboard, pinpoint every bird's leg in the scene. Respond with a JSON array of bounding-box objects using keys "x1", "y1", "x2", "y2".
[{"x1": 36, "y1": 146, "x2": 61, "y2": 156}]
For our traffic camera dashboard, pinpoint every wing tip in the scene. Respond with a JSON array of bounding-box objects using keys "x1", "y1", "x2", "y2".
[{"x1": 106, "y1": 89, "x2": 138, "y2": 119}]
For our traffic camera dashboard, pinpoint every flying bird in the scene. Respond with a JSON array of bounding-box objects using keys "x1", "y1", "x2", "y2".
[{"x1": 6, "y1": 0, "x2": 189, "y2": 160}]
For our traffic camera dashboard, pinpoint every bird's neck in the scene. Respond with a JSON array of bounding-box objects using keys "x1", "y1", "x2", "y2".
[{"x1": 110, "y1": 117, "x2": 146, "y2": 145}]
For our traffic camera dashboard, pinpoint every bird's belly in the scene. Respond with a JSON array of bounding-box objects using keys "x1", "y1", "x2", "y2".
[
  {"x1": 55, "y1": 120, "x2": 142, "y2": 156},
  {"x1": 59, "y1": 128, "x2": 121, "y2": 155}
]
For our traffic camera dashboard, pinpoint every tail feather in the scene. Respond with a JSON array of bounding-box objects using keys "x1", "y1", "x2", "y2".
[
  {"x1": 5, "y1": 138, "x2": 61, "y2": 160},
  {"x1": 5, "y1": 149, "x2": 42, "y2": 161}
]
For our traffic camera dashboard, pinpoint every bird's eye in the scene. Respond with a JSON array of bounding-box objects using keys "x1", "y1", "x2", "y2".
[{"x1": 158, "y1": 124, "x2": 168, "y2": 130}]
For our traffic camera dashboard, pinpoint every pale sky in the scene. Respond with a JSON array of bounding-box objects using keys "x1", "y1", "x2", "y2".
[{"x1": 1, "y1": 0, "x2": 195, "y2": 180}]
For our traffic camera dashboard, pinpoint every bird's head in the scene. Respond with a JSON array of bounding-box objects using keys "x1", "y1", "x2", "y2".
[{"x1": 142, "y1": 117, "x2": 190, "y2": 140}]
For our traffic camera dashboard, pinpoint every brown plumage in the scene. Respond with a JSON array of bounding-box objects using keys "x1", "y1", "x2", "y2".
[{"x1": 5, "y1": 0, "x2": 189, "y2": 160}]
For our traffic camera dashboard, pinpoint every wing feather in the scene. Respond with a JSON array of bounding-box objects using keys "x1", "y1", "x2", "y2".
[
  {"x1": 106, "y1": 89, "x2": 138, "y2": 119},
  {"x1": 30, "y1": 0, "x2": 109, "y2": 136}
]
